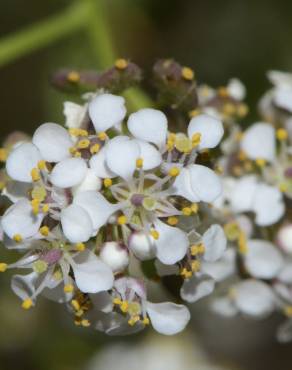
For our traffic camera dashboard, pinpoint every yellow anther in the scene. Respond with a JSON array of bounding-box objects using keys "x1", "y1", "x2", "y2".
[
  {"x1": 74, "y1": 151, "x2": 81, "y2": 158},
  {"x1": 79, "y1": 129, "x2": 88, "y2": 137},
  {"x1": 198, "y1": 243, "x2": 205, "y2": 254},
  {"x1": 235, "y1": 131, "x2": 244, "y2": 141},
  {"x1": 279, "y1": 182, "x2": 288, "y2": 192},
  {"x1": 167, "y1": 216, "x2": 178, "y2": 226},
  {"x1": 90, "y1": 143, "x2": 100, "y2": 154},
  {"x1": 181, "y1": 66, "x2": 195, "y2": 81},
  {"x1": 77, "y1": 139, "x2": 90, "y2": 149},
  {"x1": 31, "y1": 186, "x2": 47, "y2": 202},
  {"x1": 0, "y1": 148, "x2": 8, "y2": 162},
  {"x1": 238, "y1": 231, "x2": 248, "y2": 255},
  {"x1": 224, "y1": 222, "x2": 241, "y2": 241},
  {"x1": 190, "y1": 245, "x2": 200, "y2": 256},
  {"x1": 71, "y1": 299, "x2": 81, "y2": 311},
  {"x1": 22, "y1": 298, "x2": 33, "y2": 310},
  {"x1": 238, "y1": 150, "x2": 247, "y2": 161},
  {"x1": 42, "y1": 204, "x2": 50, "y2": 213},
  {"x1": 31, "y1": 198, "x2": 40, "y2": 215},
  {"x1": 277, "y1": 128, "x2": 288, "y2": 141},
  {"x1": 103, "y1": 178, "x2": 112, "y2": 188},
  {"x1": 115, "y1": 58, "x2": 128, "y2": 70},
  {"x1": 237, "y1": 103, "x2": 249, "y2": 117},
  {"x1": 191, "y1": 203, "x2": 199, "y2": 213},
  {"x1": 128, "y1": 315, "x2": 140, "y2": 326},
  {"x1": 166, "y1": 140, "x2": 175, "y2": 151},
  {"x1": 117, "y1": 215, "x2": 127, "y2": 225},
  {"x1": 284, "y1": 305, "x2": 292, "y2": 317},
  {"x1": 150, "y1": 229, "x2": 159, "y2": 240},
  {"x1": 98, "y1": 132, "x2": 107, "y2": 141},
  {"x1": 75, "y1": 309, "x2": 84, "y2": 317},
  {"x1": 168, "y1": 167, "x2": 180, "y2": 177},
  {"x1": 217, "y1": 86, "x2": 229, "y2": 98},
  {"x1": 142, "y1": 317, "x2": 150, "y2": 325},
  {"x1": 223, "y1": 103, "x2": 236, "y2": 116},
  {"x1": 120, "y1": 301, "x2": 129, "y2": 313},
  {"x1": 0, "y1": 263, "x2": 7, "y2": 272},
  {"x1": 192, "y1": 133, "x2": 201, "y2": 147},
  {"x1": 168, "y1": 133, "x2": 176, "y2": 142},
  {"x1": 69, "y1": 146, "x2": 77, "y2": 154},
  {"x1": 69, "y1": 128, "x2": 81, "y2": 137},
  {"x1": 113, "y1": 297, "x2": 122, "y2": 305},
  {"x1": 180, "y1": 268, "x2": 192, "y2": 279},
  {"x1": 81, "y1": 319, "x2": 90, "y2": 327},
  {"x1": 31, "y1": 168, "x2": 40, "y2": 182},
  {"x1": 189, "y1": 109, "x2": 200, "y2": 118},
  {"x1": 64, "y1": 284, "x2": 74, "y2": 293},
  {"x1": 67, "y1": 71, "x2": 80, "y2": 83},
  {"x1": 136, "y1": 158, "x2": 144, "y2": 169},
  {"x1": 13, "y1": 234, "x2": 22, "y2": 243},
  {"x1": 175, "y1": 134, "x2": 192, "y2": 153},
  {"x1": 191, "y1": 260, "x2": 201, "y2": 272},
  {"x1": 255, "y1": 158, "x2": 266, "y2": 167},
  {"x1": 182, "y1": 207, "x2": 192, "y2": 216},
  {"x1": 39, "y1": 226, "x2": 49, "y2": 237},
  {"x1": 75, "y1": 242, "x2": 85, "y2": 252},
  {"x1": 37, "y1": 160, "x2": 47, "y2": 171}
]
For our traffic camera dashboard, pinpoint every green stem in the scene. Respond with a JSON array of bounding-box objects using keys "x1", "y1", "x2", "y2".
[
  {"x1": 86, "y1": 0, "x2": 153, "y2": 109},
  {"x1": 0, "y1": 2, "x2": 90, "y2": 67}
]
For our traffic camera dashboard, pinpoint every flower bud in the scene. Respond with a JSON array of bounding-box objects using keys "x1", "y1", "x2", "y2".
[
  {"x1": 277, "y1": 224, "x2": 292, "y2": 254},
  {"x1": 100, "y1": 242, "x2": 129, "y2": 272},
  {"x1": 129, "y1": 231, "x2": 156, "y2": 260}
]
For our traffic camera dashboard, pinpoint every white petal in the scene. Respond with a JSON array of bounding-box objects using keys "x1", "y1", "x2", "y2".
[
  {"x1": 277, "y1": 224, "x2": 292, "y2": 254},
  {"x1": 134, "y1": 140, "x2": 162, "y2": 170},
  {"x1": 72, "y1": 250, "x2": 114, "y2": 293},
  {"x1": 202, "y1": 224, "x2": 227, "y2": 262},
  {"x1": 274, "y1": 88, "x2": 292, "y2": 112},
  {"x1": 99, "y1": 242, "x2": 129, "y2": 273},
  {"x1": 73, "y1": 191, "x2": 119, "y2": 232},
  {"x1": 90, "y1": 291, "x2": 113, "y2": 313},
  {"x1": 32, "y1": 123, "x2": 73, "y2": 162},
  {"x1": 42, "y1": 276, "x2": 74, "y2": 303},
  {"x1": 211, "y1": 297, "x2": 237, "y2": 317},
  {"x1": 173, "y1": 168, "x2": 200, "y2": 202},
  {"x1": 277, "y1": 262, "x2": 292, "y2": 284},
  {"x1": 268, "y1": 70, "x2": 292, "y2": 87},
  {"x1": 1, "y1": 199, "x2": 43, "y2": 239},
  {"x1": 127, "y1": 108, "x2": 168, "y2": 147},
  {"x1": 89, "y1": 146, "x2": 116, "y2": 179},
  {"x1": 128, "y1": 231, "x2": 156, "y2": 260},
  {"x1": 11, "y1": 272, "x2": 38, "y2": 300},
  {"x1": 60, "y1": 204, "x2": 93, "y2": 243},
  {"x1": 6, "y1": 143, "x2": 41, "y2": 182},
  {"x1": 234, "y1": 280, "x2": 275, "y2": 318},
  {"x1": 201, "y1": 248, "x2": 236, "y2": 282},
  {"x1": 245, "y1": 239, "x2": 283, "y2": 279},
  {"x1": 88, "y1": 93, "x2": 126, "y2": 132},
  {"x1": 188, "y1": 164, "x2": 222, "y2": 203},
  {"x1": 180, "y1": 275, "x2": 215, "y2": 303},
  {"x1": 63, "y1": 101, "x2": 86, "y2": 129},
  {"x1": 227, "y1": 78, "x2": 246, "y2": 100},
  {"x1": 241, "y1": 123, "x2": 275, "y2": 162},
  {"x1": 146, "y1": 301, "x2": 190, "y2": 335},
  {"x1": 187, "y1": 114, "x2": 224, "y2": 150},
  {"x1": 253, "y1": 184, "x2": 285, "y2": 226},
  {"x1": 105, "y1": 136, "x2": 140, "y2": 180},
  {"x1": 229, "y1": 175, "x2": 257, "y2": 213},
  {"x1": 2, "y1": 181, "x2": 31, "y2": 203},
  {"x1": 72, "y1": 168, "x2": 102, "y2": 195},
  {"x1": 50, "y1": 158, "x2": 87, "y2": 188},
  {"x1": 153, "y1": 219, "x2": 189, "y2": 265}
]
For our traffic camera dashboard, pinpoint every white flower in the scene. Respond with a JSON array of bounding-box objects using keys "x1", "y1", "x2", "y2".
[
  {"x1": 212, "y1": 279, "x2": 276, "y2": 318},
  {"x1": 99, "y1": 242, "x2": 129, "y2": 273},
  {"x1": 91, "y1": 277, "x2": 190, "y2": 336}
]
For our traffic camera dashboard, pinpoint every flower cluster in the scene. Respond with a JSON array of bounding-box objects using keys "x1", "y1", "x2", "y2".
[{"x1": 2, "y1": 59, "x2": 292, "y2": 341}]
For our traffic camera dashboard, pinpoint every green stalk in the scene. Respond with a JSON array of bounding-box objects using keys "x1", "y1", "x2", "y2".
[
  {"x1": 86, "y1": 0, "x2": 153, "y2": 109},
  {"x1": 0, "y1": 1, "x2": 90, "y2": 67}
]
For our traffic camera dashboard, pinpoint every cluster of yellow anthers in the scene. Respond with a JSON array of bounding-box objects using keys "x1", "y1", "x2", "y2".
[
  {"x1": 166, "y1": 132, "x2": 201, "y2": 153},
  {"x1": 180, "y1": 242, "x2": 205, "y2": 279},
  {"x1": 71, "y1": 292, "x2": 92, "y2": 327},
  {"x1": 68, "y1": 128, "x2": 107, "y2": 157},
  {"x1": 224, "y1": 222, "x2": 248, "y2": 255},
  {"x1": 113, "y1": 298, "x2": 150, "y2": 327}
]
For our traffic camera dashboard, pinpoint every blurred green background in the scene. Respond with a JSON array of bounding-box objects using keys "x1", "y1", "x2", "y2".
[{"x1": 1, "y1": 1, "x2": 292, "y2": 369}]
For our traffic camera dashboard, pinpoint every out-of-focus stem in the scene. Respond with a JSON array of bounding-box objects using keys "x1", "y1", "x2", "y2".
[{"x1": 0, "y1": 2, "x2": 91, "y2": 67}]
